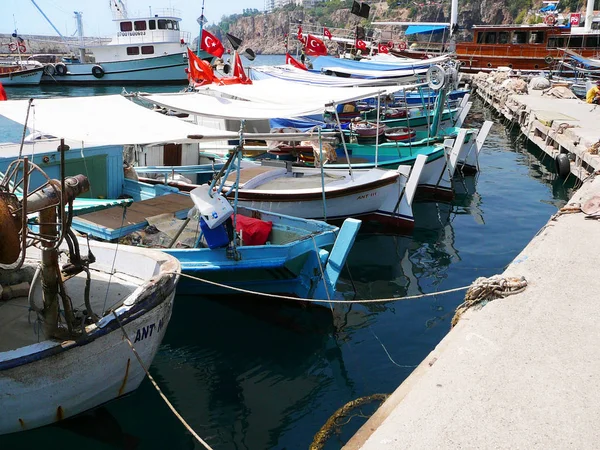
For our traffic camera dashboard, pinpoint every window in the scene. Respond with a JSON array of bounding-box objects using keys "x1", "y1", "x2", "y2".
[
  {"x1": 120, "y1": 21, "x2": 133, "y2": 32},
  {"x1": 158, "y1": 19, "x2": 167, "y2": 30},
  {"x1": 134, "y1": 20, "x2": 147, "y2": 31},
  {"x1": 548, "y1": 37, "x2": 565, "y2": 48},
  {"x1": 499, "y1": 32, "x2": 509, "y2": 44},
  {"x1": 529, "y1": 31, "x2": 545, "y2": 44},
  {"x1": 126, "y1": 47, "x2": 140, "y2": 55},
  {"x1": 485, "y1": 32, "x2": 497, "y2": 44},
  {"x1": 586, "y1": 36, "x2": 600, "y2": 47},
  {"x1": 476, "y1": 32, "x2": 485, "y2": 44},
  {"x1": 568, "y1": 36, "x2": 583, "y2": 48},
  {"x1": 149, "y1": 20, "x2": 156, "y2": 30},
  {"x1": 141, "y1": 45, "x2": 154, "y2": 54},
  {"x1": 512, "y1": 31, "x2": 527, "y2": 44}
]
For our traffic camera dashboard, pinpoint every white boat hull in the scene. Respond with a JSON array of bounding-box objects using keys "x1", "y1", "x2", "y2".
[
  {"x1": 0, "y1": 242, "x2": 179, "y2": 435},
  {"x1": 41, "y1": 53, "x2": 187, "y2": 84},
  {"x1": 0, "y1": 67, "x2": 44, "y2": 86}
]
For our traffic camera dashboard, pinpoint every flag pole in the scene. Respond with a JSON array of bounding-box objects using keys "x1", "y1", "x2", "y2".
[{"x1": 197, "y1": 0, "x2": 206, "y2": 55}]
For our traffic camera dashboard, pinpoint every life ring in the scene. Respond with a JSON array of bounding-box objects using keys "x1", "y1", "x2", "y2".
[
  {"x1": 8, "y1": 43, "x2": 17, "y2": 53},
  {"x1": 544, "y1": 55, "x2": 554, "y2": 65},
  {"x1": 388, "y1": 41, "x2": 394, "y2": 49},
  {"x1": 91, "y1": 65, "x2": 105, "y2": 78},
  {"x1": 18, "y1": 43, "x2": 26, "y2": 53},
  {"x1": 544, "y1": 14, "x2": 557, "y2": 26},
  {"x1": 43, "y1": 64, "x2": 55, "y2": 76},
  {"x1": 398, "y1": 41, "x2": 407, "y2": 51},
  {"x1": 55, "y1": 63, "x2": 67, "y2": 76},
  {"x1": 554, "y1": 153, "x2": 570, "y2": 178}
]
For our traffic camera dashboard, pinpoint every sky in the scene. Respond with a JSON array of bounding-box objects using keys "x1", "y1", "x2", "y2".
[{"x1": 1, "y1": 0, "x2": 264, "y2": 38}]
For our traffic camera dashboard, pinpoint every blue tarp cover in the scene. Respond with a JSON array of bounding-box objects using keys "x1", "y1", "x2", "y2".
[{"x1": 405, "y1": 25, "x2": 448, "y2": 35}]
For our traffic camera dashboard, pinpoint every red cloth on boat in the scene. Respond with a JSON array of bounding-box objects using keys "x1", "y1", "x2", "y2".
[
  {"x1": 236, "y1": 215, "x2": 272, "y2": 246},
  {"x1": 0, "y1": 82, "x2": 6, "y2": 101}
]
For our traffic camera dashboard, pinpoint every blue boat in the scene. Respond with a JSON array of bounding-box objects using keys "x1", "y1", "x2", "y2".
[{"x1": 0, "y1": 95, "x2": 362, "y2": 304}]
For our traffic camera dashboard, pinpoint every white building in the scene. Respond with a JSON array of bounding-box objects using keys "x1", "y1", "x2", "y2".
[{"x1": 264, "y1": 0, "x2": 276, "y2": 12}]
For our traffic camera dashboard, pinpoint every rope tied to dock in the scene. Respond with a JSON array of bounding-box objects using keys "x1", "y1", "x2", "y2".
[
  {"x1": 310, "y1": 394, "x2": 389, "y2": 450},
  {"x1": 451, "y1": 275, "x2": 527, "y2": 327}
]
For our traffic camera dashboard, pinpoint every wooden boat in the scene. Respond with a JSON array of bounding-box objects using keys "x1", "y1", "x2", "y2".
[
  {"x1": 0, "y1": 158, "x2": 180, "y2": 435},
  {"x1": 0, "y1": 64, "x2": 44, "y2": 86},
  {"x1": 0, "y1": 95, "x2": 363, "y2": 303},
  {"x1": 349, "y1": 120, "x2": 386, "y2": 139},
  {"x1": 385, "y1": 126, "x2": 417, "y2": 142}
]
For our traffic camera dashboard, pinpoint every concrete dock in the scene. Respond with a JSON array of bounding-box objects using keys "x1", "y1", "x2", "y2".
[{"x1": 343, "y1": 80, "x2": 600, "y2": 449}]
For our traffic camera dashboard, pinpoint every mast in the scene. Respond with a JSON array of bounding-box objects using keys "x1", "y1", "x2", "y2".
[
  {"x1": 197, "y1": 0, "x2": 206, "y2": 55},
  {"x1": 584, "y1": 0, "x2": 595, "y2": 32},
  {"x1": 74, "y1": 11, "x2": 85, "y2": 62},
  {"x1": 449, "y1": 0, "x2": 458, "y2": 52}
]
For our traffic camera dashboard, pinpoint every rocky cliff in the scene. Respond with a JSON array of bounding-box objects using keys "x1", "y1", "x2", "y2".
[{"x1": 211, "y1": 0, "x2": 550, "y2": 55}]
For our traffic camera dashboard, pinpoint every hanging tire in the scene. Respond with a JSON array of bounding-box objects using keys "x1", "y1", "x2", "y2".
[
  {"x1": 544, "y1": 55, "x2": 554, "y2": 65},
  {"x1": 43, "y1": 64, "x2": 55, "y2": 76},
  {"x1": 92, "y1": 65, "x2": 105, "y2": 78},
  {"x1": 554, "y1": 153, "x2": 570, "y2": 178},
  {"x1": 55, "y1": 63, "x2": 67, "y2": 76}
]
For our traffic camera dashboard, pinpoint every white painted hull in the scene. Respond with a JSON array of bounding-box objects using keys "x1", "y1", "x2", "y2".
[
  {"x1": 0, "y1": 242, "x2": 179, "y2": 435},
  {"x1": 41, "y1": 53, "x2": 187, "y2": 84},
  {"x1": 233, "y1": 167, "x2": 417, "y2": 227},
  {"x1": 0, "y1": 67, "x2": 44, "y2": 86}
]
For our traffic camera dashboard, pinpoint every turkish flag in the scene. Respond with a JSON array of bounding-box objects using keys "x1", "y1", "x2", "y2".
[
  {"x1": 378, "y1": 43, "x2": 389, "y2": 54},
  {"x1": 297, "y1": 26, "x2": 303, "y2": 40},
  {"x1": 200, "y1": 29, "x2": 224, "y2": 58},
  {"x1": 232, "y1": 52, "x2": 252, "y2": 84},
  {"x1": 285, "y1": 52, "x2": 307, "y2": 70},
  {"x1": 305, "y1": 34, "x2": 328, "y2": 56},
  {"x1": 323, "y1": 27, "x2": 332, "y2": 40},
  {"x1": 186, "y1": 47, "x2": 217, "y2": 86},
  {"x1": 356, "y1": 40, "x2": 367, "y2": 51}
]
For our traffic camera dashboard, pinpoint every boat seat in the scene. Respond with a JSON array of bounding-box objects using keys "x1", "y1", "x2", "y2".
[{"x1": 223, "y1": 166, "x2": 288, "y2": 189}]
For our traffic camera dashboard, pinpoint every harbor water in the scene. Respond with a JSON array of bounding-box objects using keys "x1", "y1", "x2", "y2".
[{"x1": 0, "y1": 56, "x2": 576, "y2": 449}]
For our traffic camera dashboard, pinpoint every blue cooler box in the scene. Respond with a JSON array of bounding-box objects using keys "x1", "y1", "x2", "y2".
[{"x1": 200, "y1": 218, "x2": 230, "y2": 249}]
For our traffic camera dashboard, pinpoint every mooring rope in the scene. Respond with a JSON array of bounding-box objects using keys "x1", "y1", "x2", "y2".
[
  {"x1": 112, "y1": 312, "x2": 215, "y2": 450},
  {"x1": 310, "y1": 394, "x2": 389, "y2": 450},
  {"x1": 451, "y1": 275, "x2": 527, "y2": 327},
  {"x1": 170, "y1": 271, "x2": 471, "y2": 304}
]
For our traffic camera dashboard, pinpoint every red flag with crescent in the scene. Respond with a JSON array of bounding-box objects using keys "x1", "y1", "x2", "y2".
[
  {"x1": 378, "y1": 43, "x2": 389, "y2": 54},
  {"x1": 305, "y1": 34, "x2": 328, "y2": 56},
  {"x1": 200, "y1": 29, "x2": 224, "y2": 58},
  {"x1": 232, "y1": 52, "x2": 252, "y2": 84},
  {"x1": 186, "y1": 47, "x2": 217, "y2": 86},
  {"x1": 297, "y1": 26, "x2": 303, "y2": 40},
  {"x1": 323, "y1": 27, "x2": 332, "y2": 40},
  {"x1": 356, "y1": 40, "x2": 367, "y2": 51},
  {"x1": 285, "y1": 52, "x2": 307, "y2": 70}
]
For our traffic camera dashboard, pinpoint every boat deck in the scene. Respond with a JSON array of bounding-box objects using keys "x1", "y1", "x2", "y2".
[{"x1": 73, "y1": 193, "x2": 193, "y2": 240}]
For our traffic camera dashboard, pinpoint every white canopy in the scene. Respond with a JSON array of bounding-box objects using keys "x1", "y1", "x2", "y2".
[
  {"x1": 195, "y1": 78, "x2": 424, "y2": 106},
  {"x1": 248, "y1": 65, "x2": 425, "y2": 87},
  {"x1": 143, "y1": 82, "x2": 417, "y2": 120},
  {"x1": 0, "y1": 95, "x2": 239, "y2": 145}
]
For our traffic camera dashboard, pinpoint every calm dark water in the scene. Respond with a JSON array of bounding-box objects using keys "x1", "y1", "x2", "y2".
[{"x1": 0, "y1": 59, "x2": 576, "y2": 449}]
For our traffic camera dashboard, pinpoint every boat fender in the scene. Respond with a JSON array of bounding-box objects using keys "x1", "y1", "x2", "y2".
[
  {"x1": 55, "y1": 63, "x2": 67, "y2": 76},
  {"x1": 544, "y1": 55, "x2": 554, "y2": 65},
  {"x1": 222, "y1": 63, "x2": 231, "y2": 75},
  {"x1": 43, "y1": 64, "x2": 55, "y2": 76},
  {"x1": 92, "y1": 65, "x2": 105, "y2": 78},
  {"x1": 426, "y1": 65, "x2": 446, "y2": 91},
  {"x1": 554, "y1": 153, "x2": 570, "y2": 178},
  {"x1": 544, "y1": 14, "x2": 557, "y2": 26},
  {"x1": 398, "y1": 41, "x2": 407, "y2": 51}
]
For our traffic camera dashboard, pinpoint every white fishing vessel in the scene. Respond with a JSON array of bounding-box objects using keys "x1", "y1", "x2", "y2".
[
  {"x1": 0, "y1": 156, "x2": 180, "y2": 434},
  {"x1": 34, "y1": 1, "x2": 191, "y2": 85}
]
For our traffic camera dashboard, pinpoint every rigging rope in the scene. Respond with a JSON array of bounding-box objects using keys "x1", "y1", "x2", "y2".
[{"x1": 112, "y1": 311, "x2": 215, "y2": 450}]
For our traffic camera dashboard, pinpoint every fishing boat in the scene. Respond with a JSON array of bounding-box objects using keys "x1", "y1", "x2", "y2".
[
  {"x1": 30, "y1": 2, "x2": 192, "y2": 84},
  {"x1": 0, "y1": 95, "x2": 363, "y2": 303},
  {"x1": 349, "y1": 120, "x2": 385, "y2": 139},
  {"x1": 0, "y1": 63, "x2": 44, "y2": 86},
  {"x1": 0, "y1": 156, "x2": 180, "y2": 435},
  {"x1": 385, "y1": 126, "x2": 417, "y2": 142}
]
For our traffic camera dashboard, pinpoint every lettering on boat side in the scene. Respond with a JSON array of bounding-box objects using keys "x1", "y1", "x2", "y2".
[
  {"x1": 356, "y1": 192, "x2": 377, "y2": 200},
  {"x1": 117, "y1": 31, "x2": 147, "y2": 37},
  {"x1": 133, "y1": 318, "x2": 164, "y2": 343}
]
